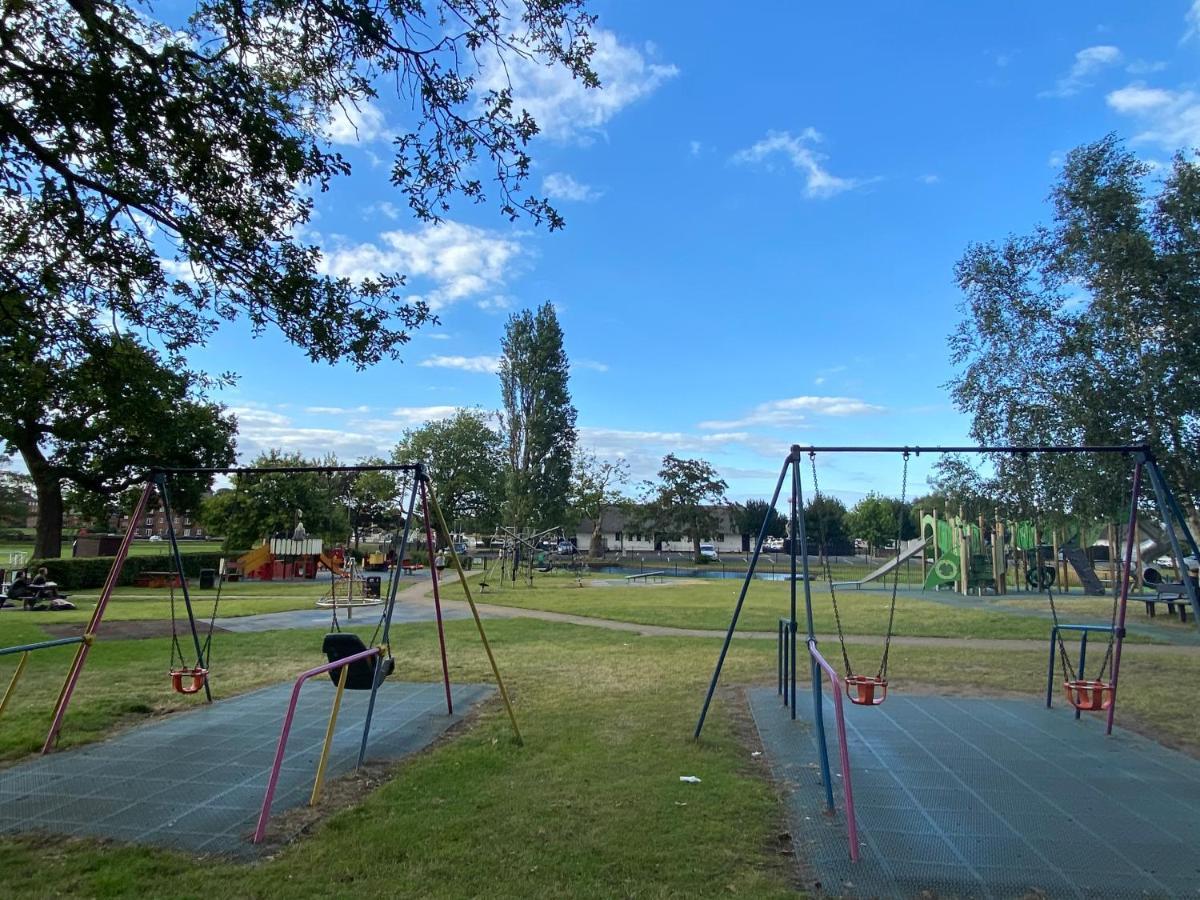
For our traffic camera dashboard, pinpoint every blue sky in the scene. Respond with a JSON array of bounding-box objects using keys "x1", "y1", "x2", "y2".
[{"x1": 189, "y1": 1, "x2": 1200, "y2": 507}]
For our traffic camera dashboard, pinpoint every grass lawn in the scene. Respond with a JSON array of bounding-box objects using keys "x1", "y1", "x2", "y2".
[
  {"x1": 0, "y1": 539, "x2": 225, "y2": 562},
  {"x1": 1, "y1": 575, "x2": 417, "y2": 626},
  {"x1": 454, "y1": 575, "x2": 1178, "y2": 643},
  {"x1": 0, "y1": 607, "x2": 1197, "y2": 897}
]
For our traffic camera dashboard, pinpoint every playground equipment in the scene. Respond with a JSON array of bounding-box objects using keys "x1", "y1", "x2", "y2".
[
  {"x1": 694, "y1": 443, "x2": 1199, "y2": 865},
  {"x1": 14, "y1": 462, "x2": 520, "y2": 781},
  {"x1": 810, "y1": 449, "x2": 909, "y2": 706}
]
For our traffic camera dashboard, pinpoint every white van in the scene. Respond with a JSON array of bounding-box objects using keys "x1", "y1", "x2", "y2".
[{"x1": 699, "y1": 543, "x2": 718, "y2": 559}]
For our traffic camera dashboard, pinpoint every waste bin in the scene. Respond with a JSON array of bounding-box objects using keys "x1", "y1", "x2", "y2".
[
  {"x1": 364, "y1": 575, "x2": 381, "y2": 599},
  {"x1": 199, "y1": 568, "x2": 216, "y2": 589}
]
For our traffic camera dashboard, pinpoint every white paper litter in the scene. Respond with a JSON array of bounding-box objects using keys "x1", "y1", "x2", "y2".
[{"x1": 679, "y1": 775, "x2": 702, "y2": 784}]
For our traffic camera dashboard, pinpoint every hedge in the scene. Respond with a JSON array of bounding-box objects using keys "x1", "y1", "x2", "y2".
[{"x1": 25, "y1": 551, "x2": 250, "y2": 591}]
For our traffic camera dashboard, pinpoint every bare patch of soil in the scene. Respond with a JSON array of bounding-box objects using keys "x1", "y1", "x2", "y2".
[{"x1": 40, "y1": 620, "x2": 233, "y2": 640}]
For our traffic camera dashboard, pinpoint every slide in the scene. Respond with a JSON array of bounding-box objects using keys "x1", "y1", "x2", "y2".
[
  {"x1": 237, "y1": 543, "x2": 272, "y2": 575},
  {"x1": 833, "y1": 537, "x2": 929, "y2": 589},
  {"x1": 1061, "y1": 544, "x2": 1107, "y2": 596},
  {"x1": 319, "y1": 552, "x2": 348, "y2": 577}
]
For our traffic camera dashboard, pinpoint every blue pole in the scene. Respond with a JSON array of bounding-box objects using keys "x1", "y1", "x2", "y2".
[
  {"x1": 1076, "y1": 631, "x2": 1088, "y2": 721},
  {"x1": 1144, "y1": 458, "x2": 1200, "y2": 632},
  {"x1": 792, "y1": 447, "x2": 833, "y2": 808},
  {"x1": 0, "y1": 636, "x2": 86, "y2": 657},
  {"x1": 158, "y1": 474, "x2": 212, "y2": 702},
  {"x1": 357, "y1": 472, "x2": 421, "y2": 767},
  {"x1": 1045, "y1": 626, "x2": 1057, "y2": 708},
  {"x1": 693, "y1": 457, "x2": 790, "y2": 738}
]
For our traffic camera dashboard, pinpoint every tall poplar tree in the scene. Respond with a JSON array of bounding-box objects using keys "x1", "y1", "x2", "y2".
[{"x1": 499, "y1": 303, "x2": 577, "y2": 531}]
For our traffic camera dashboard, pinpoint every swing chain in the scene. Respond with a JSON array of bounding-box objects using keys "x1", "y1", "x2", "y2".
[
  {"x1": 810, "y1": 451, "x2": 855, "y2": 678},
  {"x1": 878, "y1": 451, "x2": 910, "y2": 680}
]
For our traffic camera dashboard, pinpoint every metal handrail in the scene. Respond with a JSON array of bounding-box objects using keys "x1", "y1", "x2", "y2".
[
  {"x1": 252, "y1": 646, "x2": 381, "y2": 843},
  {"x1": 807, "y1": 639, "x2": 860, "y2": 862}
]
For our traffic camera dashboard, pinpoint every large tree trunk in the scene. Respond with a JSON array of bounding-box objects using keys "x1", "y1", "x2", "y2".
[
  {"x1": 19, "y1": 441, "x2": 64, "y2": 559},
  {"x1": 590, "y1": 520, "x2": 603, "y2": 557}
]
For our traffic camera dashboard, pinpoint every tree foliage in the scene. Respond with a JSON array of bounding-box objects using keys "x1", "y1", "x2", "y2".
[
  {"x1": 343, "y1": 460, "x2": 405, "y2": 551},
  {"x1": 730, "y1": 499, "x2": 787, "y2": 540},
  {"x1": 198, "y1": 451, "x2": 350, "y2": 551},
  {"x1": 392, "y1": 409, "x2": 504, "y2": 533},
  {"x1": 499, "y1": 303, "x2": 577, "y2": 530},
  {"x1": 803, "y1": 494, "x2": 852, "y2": 556},
  {"x1": 845, "y1": 493, "x2": 910, "y2": 556},
  {"x1": 1, "y1": 0, "x2": 598, "y2": 368},
  {"x1": 0, "y1": 332, "x2": 236, "y2": 556},
  {"x1": 948, "y1": 135, "x2": 1200, "y2": 529},
  {"x1": 0, "y1": 466, "x2": 32, "y2": 528},
  {"x1": 568, "y1": 450, "x2": 630, "y2": 554},
  {"x1": 641, "y1": 454, "x2": 728, "y2": 562}
]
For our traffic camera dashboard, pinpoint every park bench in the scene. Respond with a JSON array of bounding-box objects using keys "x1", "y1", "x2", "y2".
[
  {"x1": 625, "y1": 571, "x2": 666, "y2": 583},
  {"x1": 1139, "y1": 585, "x2": 1194, "y2": 623}
]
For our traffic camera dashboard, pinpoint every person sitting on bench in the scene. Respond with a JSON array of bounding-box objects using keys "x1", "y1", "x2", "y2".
[{"x1": 8, "y1": 570, "x2": 38, "y2": 610}]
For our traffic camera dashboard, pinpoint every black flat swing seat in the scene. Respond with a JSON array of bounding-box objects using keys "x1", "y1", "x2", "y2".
[{"x1": 322, "y1": 632, "x2": 394, "y2": 690}]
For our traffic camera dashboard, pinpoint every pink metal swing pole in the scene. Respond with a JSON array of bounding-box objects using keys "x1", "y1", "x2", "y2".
[
  {"x1": 808, "y1": 639, "x2": 860, "y2": 862},
  {"x1": 1105, "y1": 459, "x2": 1142, "y2": 735},
  {"x1": 419, "y1": 478, "x2": 454, "y2": 715},
  {"x1": 43, "y1": 481, "x2": 154, "y2": 753}
]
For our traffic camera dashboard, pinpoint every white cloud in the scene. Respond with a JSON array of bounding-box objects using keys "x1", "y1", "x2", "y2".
[
  {"x1": 390, "y1": 406, "x2": 460, "y2": 424},
  {"x1": 731, "y1": 129, "x2": 862, "y2": 199},
  {"x1": 698, "y1": 396, "x2": 886, "y2": 430},
  {"x1": 476, "y1": 295, "x2": 513, "y2": 312},
  {"x1": 542, "y1": 172, "x2": 602, "y2": 202},
  {"x1": 1187, "y1": 0, "x2": 1200, "y2": 42},
  {"x1": 1106, "y1": 84, "x2": 1200, "y2": 150},
  {"x1": 325, "y1": 100, "x2": 388, "y2": 144},
  {"x1": 418, "y1": 355, "x2": 502, "y2": 374},
  {"x1": 321, "y1": 221, "x2": 523, "y2": 309},
  {"x1": 689, "y1": 140, "x2": 703, "y2": 156},
  {"x1": 575, "y1": 359, "x2": 609, "y2": 373},
  {"x1": 477, "y1": 29, "x2": 678, "y2": 142},
  {"x1": 917, "y1": 174, "x2": 940, "y2": 185},
  {"x1": 304, "y1": 405, "x2": 372, "y2": 415},
  {"x1": 1040, "y1": 45, "x2": 1122, "y2": 98}
]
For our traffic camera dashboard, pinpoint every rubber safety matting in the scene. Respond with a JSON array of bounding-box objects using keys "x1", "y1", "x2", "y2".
[
  {"x1": 749, "y1": 688, "x2": 1200, "y2": 898},
  {"x1": 0, "y1": 680, "x2": 493, "y2": 856}
]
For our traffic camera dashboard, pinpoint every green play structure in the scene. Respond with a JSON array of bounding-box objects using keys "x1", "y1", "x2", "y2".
[
  {"x1": 920, "y1": 513, "x2": 997, "y2": 592},
  {"x1": 920, "y1": 511, "x2": 1109, "y2": 596}
]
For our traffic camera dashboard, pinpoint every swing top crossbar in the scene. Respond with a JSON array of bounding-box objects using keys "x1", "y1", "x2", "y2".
[
  {"x1": 150, "y1": 463, "x2": 424, "y2": 476},
  {"x1": 790, "y1": 444, "x2": 1150, "y2": 455}
]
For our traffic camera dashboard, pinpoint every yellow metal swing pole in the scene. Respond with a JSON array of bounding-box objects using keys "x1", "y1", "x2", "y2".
[
  {"x1": 311, "y1": 663, "x2": 350, "y2": 805},
  {"x1": 425, "y1": 482, "x2": 524, "y2": 746},
  {"x1": 0, "y1": 652, "x2": 31, "y2": 719}
]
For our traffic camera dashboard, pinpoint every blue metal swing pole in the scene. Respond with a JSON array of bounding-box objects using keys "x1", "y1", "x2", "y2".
[
  {"x1": 1152, "y1": 461, "x2": 1200, "y2": 560},
  {"x1": 157, "y1": 474, "x2": 212, "y2": 702},
  {"x1": 1143, "y1": 456, "x2": 1200, "y2": 631},
  {"x1": 796, "y1": 447, "x2": 834, "y2": 811},
  {"x1": 693, "y1": 455, "x2": 790, "y2": 739},
  {"x1": 357, "y1": 472, "x2": 421, "y2": 767}
]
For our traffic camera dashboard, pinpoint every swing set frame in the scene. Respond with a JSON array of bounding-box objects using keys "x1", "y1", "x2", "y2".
[
  {"x1": 694, "y1": 443, "x2": 1200, "y2": 862},
  {"x1": 22, "y1": 465, "x2": 520, "y2": 816}
]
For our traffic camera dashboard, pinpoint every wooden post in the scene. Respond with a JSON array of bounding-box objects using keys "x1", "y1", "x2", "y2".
[
  {"x1": 994, "y1": 510, "x2": 1006, "y2": 595},
  {"x1": 1108, "y1": 523, "x2": 1118, "y2": 590}
]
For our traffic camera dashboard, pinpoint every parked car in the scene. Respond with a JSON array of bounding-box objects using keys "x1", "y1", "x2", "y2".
[
  {"x1": 699, "y1": 542, "x2": 718, "y2": 559},
  {"x1": 556, "y1": 541, "x2": 576, "y2": 555},
  {"x1": 764, "y1": 537, "x2": 784, "y2": 551}
]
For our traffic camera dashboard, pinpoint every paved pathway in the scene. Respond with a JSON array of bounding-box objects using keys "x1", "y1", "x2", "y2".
[{"x1": 206, "y1": 571, "x2": 1200, "y2": 657}]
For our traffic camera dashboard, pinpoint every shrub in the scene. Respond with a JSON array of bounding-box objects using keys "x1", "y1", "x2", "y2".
[{"x1": 27, "y1": 551, "x2": 250, "y2": 591}]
